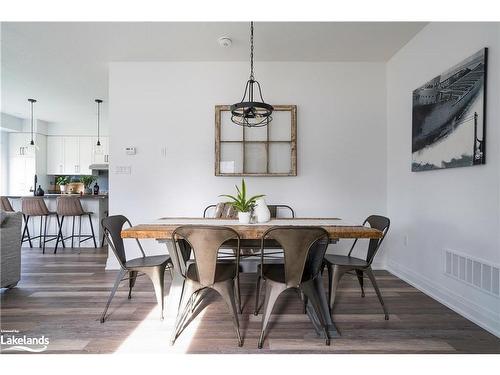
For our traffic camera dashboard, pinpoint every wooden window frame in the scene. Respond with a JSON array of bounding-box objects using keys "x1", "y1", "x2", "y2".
[{"x1": 215, "y1": 105, "x2": 297, "y2": 177}]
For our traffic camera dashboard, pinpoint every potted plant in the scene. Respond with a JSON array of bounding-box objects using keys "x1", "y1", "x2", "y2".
[
  {"x1": 80, "y1": 175, "x2": 97, "y2": 195},
  {"x1": 56, "y1": 176, "x2": 69, "y2": 194},
  {"x1": 220, "y1": 179, "x2": 265, "y2": 224}
]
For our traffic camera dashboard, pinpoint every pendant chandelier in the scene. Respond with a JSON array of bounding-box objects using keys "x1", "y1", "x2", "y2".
[
  {"x1": 230, "y1": 22, "x2": 273, "y2": 127},
  {"x1": 28, "y1": 98, "x2": 37, "y2": 145},
  {"x1": 95, "y1": 99, "x2": 103, "y2": 147}
]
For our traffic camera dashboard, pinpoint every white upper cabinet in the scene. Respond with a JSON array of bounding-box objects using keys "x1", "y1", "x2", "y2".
[
  {"x1": 8, "y1": 133, "x2": 32, "y2": 157},
  {"x1": 47, "y1": 136, "x2": 64, "y2": 174},
  {"x1": 78, "y1": 137, "x2": 93, "y2": 175},
  {"x1": 92, "y1": 136, "x2": 109, "y2": 164},
  {"x1": 62, "y1": 137, "x2": 79, "y2": 174},
  {"x1": 46, "y1": 135, "x2": 108, "y2": 175}
]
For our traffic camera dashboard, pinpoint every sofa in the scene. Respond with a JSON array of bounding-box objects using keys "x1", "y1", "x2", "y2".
[{"x1": 0, "y1": 211, "x2": 22, "y2": 288}]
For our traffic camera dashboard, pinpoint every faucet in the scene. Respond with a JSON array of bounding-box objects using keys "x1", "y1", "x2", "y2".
[{"x1": 30, "y1": 174, "x2": 38, "y2": 195}]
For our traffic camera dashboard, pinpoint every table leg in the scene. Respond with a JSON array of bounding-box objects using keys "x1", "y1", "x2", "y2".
[{"x1": 159, "y1": 239, "x2": 184, "y2": 327}]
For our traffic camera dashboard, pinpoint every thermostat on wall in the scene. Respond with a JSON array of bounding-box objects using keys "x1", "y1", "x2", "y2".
[{"x1": 125, "y1": 147, "x2": 136, "y2": 155}]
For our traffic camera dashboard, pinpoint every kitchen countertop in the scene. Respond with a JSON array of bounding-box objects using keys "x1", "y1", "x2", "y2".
[{"x1": 5, "y1": 194, "x2": 108, "y2": 199}]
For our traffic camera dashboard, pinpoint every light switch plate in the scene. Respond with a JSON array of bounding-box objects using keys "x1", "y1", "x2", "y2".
[{"x1": 115, "y1": 166, "x2": 132, "y2": 174}]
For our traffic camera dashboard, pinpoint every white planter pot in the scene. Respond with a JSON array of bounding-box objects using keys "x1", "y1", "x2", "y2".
[
  {"x1": 238, "y1": 211, "x2": 251, "y2": 224},
  {"x1": 254, "y1": 197, "x2": 271, "y2": 223},
  {"x1": 59, "y1": 185, "x2": 67, "y2": 193}
]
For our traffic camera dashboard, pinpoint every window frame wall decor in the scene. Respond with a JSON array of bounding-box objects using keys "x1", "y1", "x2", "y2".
[{"x1": 215, "y1": 105, "x2": 297, "y2": 177}]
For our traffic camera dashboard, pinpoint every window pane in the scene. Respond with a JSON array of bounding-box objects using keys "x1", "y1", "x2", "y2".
[
  {"x1": 269, "y1": 110, "x2": 291, "y2": 141},
  {"x1": 269, "y1": 142, "x2": 291, "y2": 173},
  {"x1": 220, "y1": 142, "x2": 243, "y2": 173},
  {"x1": 244, "y1": 143, "x2": 267, "y2": 174}
]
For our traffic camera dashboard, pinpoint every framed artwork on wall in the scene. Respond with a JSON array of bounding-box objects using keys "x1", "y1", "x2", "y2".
[
  {"x1": 411, "y1": 48, "x2": 487, "y2": 172},
  {"x1": 215, "y1": 105, "x2": 297, "y2": 176}
]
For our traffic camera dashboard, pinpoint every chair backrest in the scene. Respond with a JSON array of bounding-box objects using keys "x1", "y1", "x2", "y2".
[
  {"x1": 1, "y1": 196, "x2": 14, "y2": 212},
  {"x1": 203, "y1": 203, "x2": 295, "y2": 219},
  {"x1": 172, "y1": 225, "x2": 240, "y2": 286},
  {"x1": 261, "y1": 226, "x2": 329, "y2": 288},
  {"x1": 357, "y1": 215, "x2": 390, "y2": 264},
  {"x1": 101, "y1": 215, "x2": 145, "y2": 269},
  {"x1": 268, "y1": 205, "x2": 295, "y2": 218},
  {"x1": 56, "y1": 196, "x2": 85, "y2": 216},
  {"x1": 21, "y1": 197, "x2": 49, "y2": 216}
]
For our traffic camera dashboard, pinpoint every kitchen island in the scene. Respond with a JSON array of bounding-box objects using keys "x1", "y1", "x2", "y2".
[{"x1": 6, "y1": 194, "x2": 108, "y2": 248}]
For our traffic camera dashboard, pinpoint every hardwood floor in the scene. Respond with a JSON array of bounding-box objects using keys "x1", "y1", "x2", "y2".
[{"x1": 1, "y1": 246, "x2": 499, "y2": 354}]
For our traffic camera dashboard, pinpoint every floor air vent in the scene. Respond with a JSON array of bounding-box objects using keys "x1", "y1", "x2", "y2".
[{"x1": 444, "y1": 249, "x2": 500, "y2": 297}]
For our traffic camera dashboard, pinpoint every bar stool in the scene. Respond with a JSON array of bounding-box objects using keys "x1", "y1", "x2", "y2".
[
  {"x1": 1, "y1": 196, "x2": 14, "y2": 212},
  {"x1": 54, "y1": 196, "x2": 97, "y2": 254},
  {"x1": 21, "y1": 197, "x2": 60, "y2": 253}
]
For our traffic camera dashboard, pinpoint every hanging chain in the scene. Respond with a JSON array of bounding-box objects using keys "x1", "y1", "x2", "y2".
[{"x1": 250, "y1": 21, "x2": 254, "y2": 81}]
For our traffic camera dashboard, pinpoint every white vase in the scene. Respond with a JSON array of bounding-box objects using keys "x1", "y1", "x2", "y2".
[
  {"x1": 254, "y1": 197, "x2": 271, "y2": 223},
  {"x1": 59, "y1": 185, "x2": 66, "y2": 194},
  {"x1": 238, "y1": 211, "x2": 251, "y2": 224}
]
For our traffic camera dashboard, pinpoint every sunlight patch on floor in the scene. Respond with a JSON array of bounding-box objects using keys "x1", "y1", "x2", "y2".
[{"x1": 114, "y1": 304, "x2": 206, "y2": 354}]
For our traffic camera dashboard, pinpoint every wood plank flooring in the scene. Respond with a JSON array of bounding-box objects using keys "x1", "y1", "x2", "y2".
[{"x1": 1, "y1": 246, "x2": 499, "y2": 354}]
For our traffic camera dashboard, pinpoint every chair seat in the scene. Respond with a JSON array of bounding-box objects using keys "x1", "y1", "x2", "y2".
[
  {"x1": 324, "y1": 254, "x2": 368, "y2": 268},
  {"x1": 258, "y1": 263, "x2": 314, "y2": 284},
  {"x1": 125, "y1": 254, "x2": 170, "y2": 268},
  {"x1": 186, "y1": 263, "x2": 236, "y2": 283}
]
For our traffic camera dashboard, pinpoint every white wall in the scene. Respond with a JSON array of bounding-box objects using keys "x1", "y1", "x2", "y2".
[
  {"x1": 385, "y1": 23, "x2": 500, "y2": 336},
  {"x1": 108, "y1": 61, "x2": 387, "y2": 268}
]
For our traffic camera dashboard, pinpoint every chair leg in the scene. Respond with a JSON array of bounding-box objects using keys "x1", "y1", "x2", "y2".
[
  {"x1": 301, "y1": 279, "x2": 331, "y2": 346},
  {"x1": 42, "y1": 215, "x2": 48, "y2": 254},
  {"x1": 24, "y1": 215, "x2": 33, "y2": 248},
  {"x1": 171, "y1": 280, "x2": 191, "y2": 345},
  {"x1": 355, "y1": 269, "x2": 365, "y2": 297},
  {"x1": 254, "y1": 274, "x2": 261, "y2": 316},
  {"x1": 258, "y1": 280, "x2": 286, "y2": 349},
  {"x1": 100, "y1": 268, "x2": 127, "y2": 323},
  {"x1": 302, "y1": 291, "x2": 308, "y2": 314},
  {"x1": 21, "y1": 214, "x2": 29, "y2": 245},
  {"x1": 128, "y1": 270, "x2": 138, "y2": 299},
  {"x1": 78, "y1": 216, "x2": 82, "y2": 254},
  {"x1": 39, "y1": 216, "x2": 43, "y2": 248},
  {"x1": 365, "y1": 268, "x2": 389, "y2": 320},
  {"x1": 214, "y1": 281, "x2": 243, "y2": 347},
  {"x1": 88, "y1": 213, "x2": 97, "y2": 248},
  {"x1": 71, "y1": 216, "x2": 75, "y2": 248},
  {"x1": 142, "y1": 265, "x2": 166, "y2": 320},
  {"x1": 329, "y1": 265, "x2": 346, "y2": 312},
  {"x1": 326, "y1": 262, "x2": 332, "y2": 311},
  {"x1": 54, "y1": 215, "x2": 65, "y2": 254},
  {"x1": 235, "y1": 275, "x2": 242, "y2": 314}
]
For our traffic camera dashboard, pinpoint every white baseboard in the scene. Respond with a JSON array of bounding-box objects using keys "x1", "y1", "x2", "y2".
[{"x1": 386, "y1": 259, "x2": 500, "y2": 338}]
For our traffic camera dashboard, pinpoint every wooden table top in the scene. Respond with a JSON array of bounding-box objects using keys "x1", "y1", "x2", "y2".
[{"x1": 121, "y1": 217, "x2": 383, "y2": 240}]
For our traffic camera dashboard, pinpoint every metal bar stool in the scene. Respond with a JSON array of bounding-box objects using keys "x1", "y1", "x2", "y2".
[
  {"x1": 20, "y1": 197, "x2": 60, "y2": 254},
  {"x1": 54, "y1": 196, "x2": 97, "y2": 254}
]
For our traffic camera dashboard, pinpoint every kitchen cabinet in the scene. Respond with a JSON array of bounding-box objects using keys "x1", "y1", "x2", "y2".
[
  {"x1": 47, "y1": 136, "x2": 64, "y2": 174},
  {"x1": 8, "y1": 133, "x2": 47, "y2": 195},
  {"x1": 63, "y1": 137, "x2": 79, "y2": 174},
  {"x1": 92, "y1": 136, "x2": 109, "y2": 164},
  {"x1": 78, "y1": 137, "x2": 93, "y2": 175},
  {"x1": 46, "y1": 136, "x2": 98, "y2": 175}
]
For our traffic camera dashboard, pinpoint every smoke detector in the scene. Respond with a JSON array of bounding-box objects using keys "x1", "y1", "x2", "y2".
[{"x1": 218, "y1": 37, "x2": 232, "y2": 48}]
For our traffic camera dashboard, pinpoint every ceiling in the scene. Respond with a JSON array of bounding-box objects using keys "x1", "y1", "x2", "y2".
[{"x1": 1, "y1": 22, "x2": 427, "y2": 127}]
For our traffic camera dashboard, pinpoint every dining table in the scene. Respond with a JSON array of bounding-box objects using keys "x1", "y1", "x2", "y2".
[{"x1": 121, "y1": 217, "x2": 383, "y2": 337}]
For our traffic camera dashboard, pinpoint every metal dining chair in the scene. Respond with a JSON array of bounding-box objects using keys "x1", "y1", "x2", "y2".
[
  {"x1": 100, "y1": 215, "x2": 173, "y2": 323},
  {"x1": 323, "y1": 215, "x2": 390, "y2": 320},
  {"x1": 170, "y1": 225, "x2": 243, "y2": 347},
  {"x1": 255, "y1": 226, "x2": 331, "y2": 349}
]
